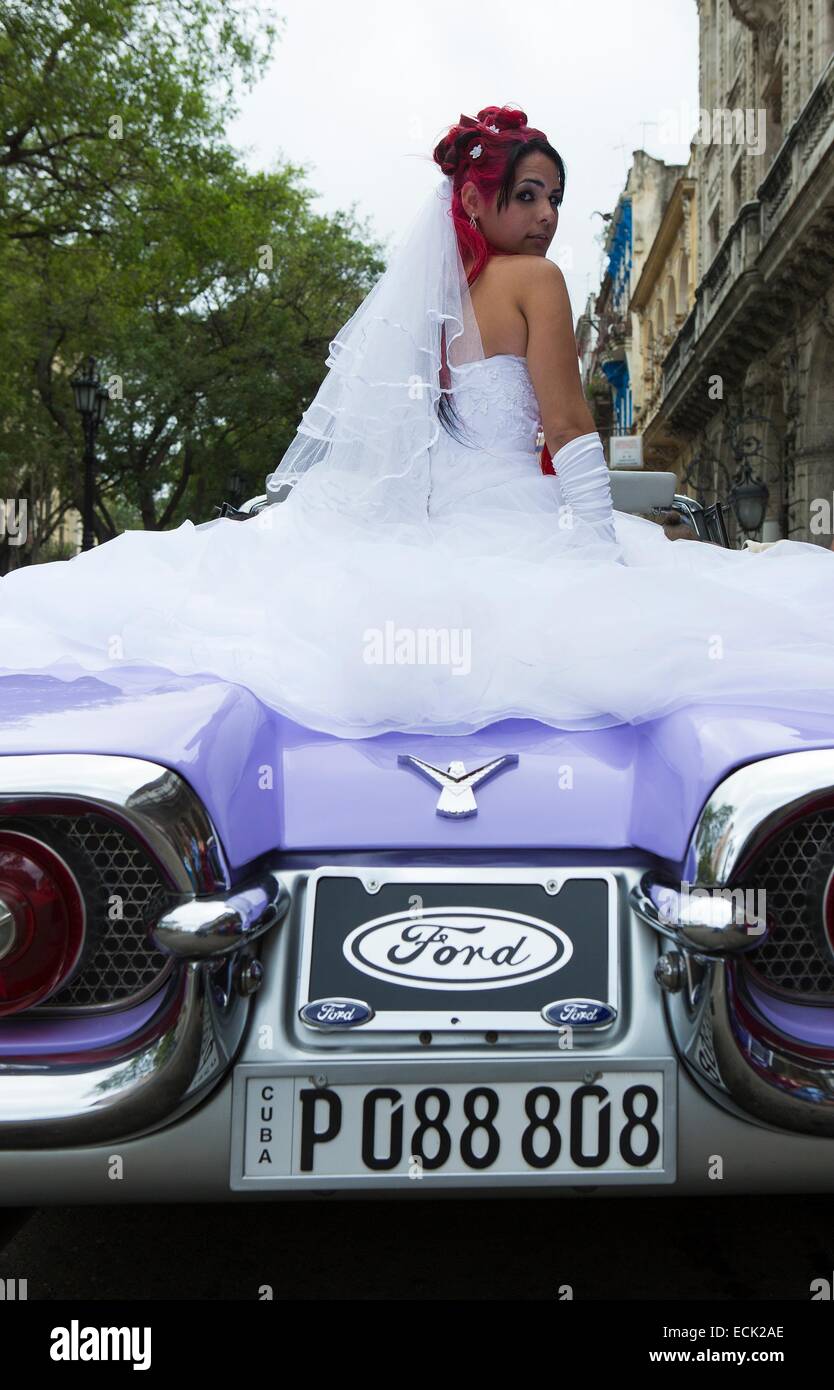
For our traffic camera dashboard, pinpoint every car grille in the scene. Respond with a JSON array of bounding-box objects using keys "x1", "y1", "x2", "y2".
[
  {"x1": 740, "y1": 811, "x2": 834, "y2": 998},
  {"x1": 2, "y1": 811, "x2": 176, "y2": 1011}
]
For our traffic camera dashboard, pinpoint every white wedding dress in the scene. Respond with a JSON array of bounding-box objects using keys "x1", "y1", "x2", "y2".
[{"x1": 2, "y1": 351, "x2": 834, "y2": 741}]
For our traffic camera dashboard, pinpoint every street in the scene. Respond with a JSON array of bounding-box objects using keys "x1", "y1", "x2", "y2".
[{"x1": 1, "y1": 1194, "x2": 833, "y2": 1300}]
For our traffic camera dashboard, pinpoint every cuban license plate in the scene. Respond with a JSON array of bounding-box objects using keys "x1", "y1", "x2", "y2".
[
  {"x1": 297, "y1": 867, "x2": 619, "y2": 1032},
  {"x1": 231, "y1": 1067, "x2": 675, "y2": 1188}
]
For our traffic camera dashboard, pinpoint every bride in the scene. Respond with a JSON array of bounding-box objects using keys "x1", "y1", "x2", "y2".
[{"x1": 3, "y1": 103, "x2": 834, "y2": 740}]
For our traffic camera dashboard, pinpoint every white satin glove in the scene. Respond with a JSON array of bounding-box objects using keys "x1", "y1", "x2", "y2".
[{"x1": 551, "y1": 430, "x2": 625, "y2": 561}]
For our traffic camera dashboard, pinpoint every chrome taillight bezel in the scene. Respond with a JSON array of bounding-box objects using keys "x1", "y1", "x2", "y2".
[{"x1": 642, "y1": 750, "x2": 834, "y2": 1136}]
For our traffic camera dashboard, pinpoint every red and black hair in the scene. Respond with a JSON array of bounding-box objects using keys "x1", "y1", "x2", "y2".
[{"x1": 431, "y1": 104, "x2": 566, "y2": 459}]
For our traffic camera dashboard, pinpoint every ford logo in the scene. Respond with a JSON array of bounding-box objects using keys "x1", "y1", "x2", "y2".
[
  {"x1": 300, "y1": 998, "x2": 374, "y2": 1029},
  {"x1": 542, "y1": 998, "x2": 617, "y2": 1028},
  {"x1": 342, "y1": 907, "x2": 572, "y2": 990}
]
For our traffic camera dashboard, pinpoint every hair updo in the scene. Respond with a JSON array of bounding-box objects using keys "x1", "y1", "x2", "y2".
[{"x1": 432, "y1": 104, "x2": 566, "y2": 285}]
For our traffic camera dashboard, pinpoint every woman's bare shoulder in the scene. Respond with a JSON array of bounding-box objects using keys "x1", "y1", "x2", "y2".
[
  {"x1": 488, "y1": 255, "x2": 565, "y2": 303},
  {"x1": 484, "y1": 252, "x2": 548, "y2": 275},
  {"x1": 505, "y1": 254, "x2": 564, "y2": 283}
]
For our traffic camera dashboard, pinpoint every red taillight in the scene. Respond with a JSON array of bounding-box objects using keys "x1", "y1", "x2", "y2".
[{"x1": 0, "y1": 831, "x2": 86, "y2": 1016}]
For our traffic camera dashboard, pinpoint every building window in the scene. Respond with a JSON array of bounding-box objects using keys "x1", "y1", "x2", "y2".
[
  {"x1": 762, "y1": 64, "x2": 783, "y2": 171},
  {"x1": 709, "y1": 206, "x2": 721, "y2": 258},
  {"x1": 732, "y1": 158, "x2": 743, "y2": 218}
]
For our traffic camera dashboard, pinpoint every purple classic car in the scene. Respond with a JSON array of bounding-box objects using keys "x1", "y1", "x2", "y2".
[{"x1": 2, "y1": 474, "x2": 834, "y2": 1200}]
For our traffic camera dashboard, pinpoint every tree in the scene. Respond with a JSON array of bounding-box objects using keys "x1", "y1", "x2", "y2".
[
  {"x1": 0, "y1": 1, "x2": 387, "y2": 565},
  {"x1": 0, "y1": 0, "x2": 279, "y2": 246}
]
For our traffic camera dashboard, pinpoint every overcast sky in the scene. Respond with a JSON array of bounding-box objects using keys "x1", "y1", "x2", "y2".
[{"x1": 227, "y1": 0, "x2": 700, "y2": 315}]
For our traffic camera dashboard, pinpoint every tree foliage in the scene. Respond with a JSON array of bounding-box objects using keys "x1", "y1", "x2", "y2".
[{"x1": 0, "y1": 0, "x2": 387, "y2": 567}]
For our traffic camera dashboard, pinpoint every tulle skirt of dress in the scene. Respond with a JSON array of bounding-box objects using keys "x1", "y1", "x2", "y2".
[{"x1": 2, "y1": 434, "x2": 834, "y2": 740}]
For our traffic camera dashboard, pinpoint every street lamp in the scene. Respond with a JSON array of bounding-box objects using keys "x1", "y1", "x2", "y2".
[
  {"x1": 729, "y1": 461, "x2": 769, "y2": 534},
  {"x1": 681, "y1": 443, "x2": 770, "y2": 544},
  {"x1": 70, "y1": 355, "x2": 109, "y2": 551},
  {"x1": 725, "y1": 408, "x2": 771, "y2": 534}
]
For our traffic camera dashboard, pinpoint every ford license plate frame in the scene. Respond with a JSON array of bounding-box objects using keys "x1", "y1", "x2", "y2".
[{"x1": 296, "y1": 866, "x2": 619, "y2": 1032}]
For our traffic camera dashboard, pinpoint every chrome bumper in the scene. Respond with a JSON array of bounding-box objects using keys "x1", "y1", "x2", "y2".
[
  {"x1": 0, "y1": 961, "x2": 241, "y2": 1147},
  {"x1": 672, "y1": 955, "x2": 834, "y2": 1137},
  {"x1": 0, "y1": 866, "x2": 290, "y2": 1147}
]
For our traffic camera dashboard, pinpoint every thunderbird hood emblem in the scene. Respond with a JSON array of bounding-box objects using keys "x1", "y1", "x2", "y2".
[{"x1": 397, "y1": 753, "x2": 519, "y2": 818}]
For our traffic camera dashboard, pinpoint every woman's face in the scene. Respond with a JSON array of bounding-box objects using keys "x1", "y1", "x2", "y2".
[{"x1": 461, "y1": 150, "x2": 562, "y2": 257}]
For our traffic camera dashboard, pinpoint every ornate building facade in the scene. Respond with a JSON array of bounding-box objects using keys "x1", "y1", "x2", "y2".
[
  {"x1": 581, "y1": 152, "x2": 689, "y2": 452},
  {"x1": 629, "y1": 170, "x2": 698, "y2": 443},
  {"x1": 585, "y1": 0, "x2": 834, "y2": 545}
]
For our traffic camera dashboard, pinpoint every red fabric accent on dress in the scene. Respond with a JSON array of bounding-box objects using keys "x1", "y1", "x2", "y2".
[{"x1": 540, "y1": 441, "x2": 555, "y2": 475}]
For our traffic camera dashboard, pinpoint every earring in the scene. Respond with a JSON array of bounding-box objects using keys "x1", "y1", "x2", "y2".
[{"x1": 469, "y1": 213, "x2": 478, "y2": 229}]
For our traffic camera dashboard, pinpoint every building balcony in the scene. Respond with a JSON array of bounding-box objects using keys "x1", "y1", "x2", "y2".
[{"x1": 659, "y1": 54, "x2": 834, "y2": 432}]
